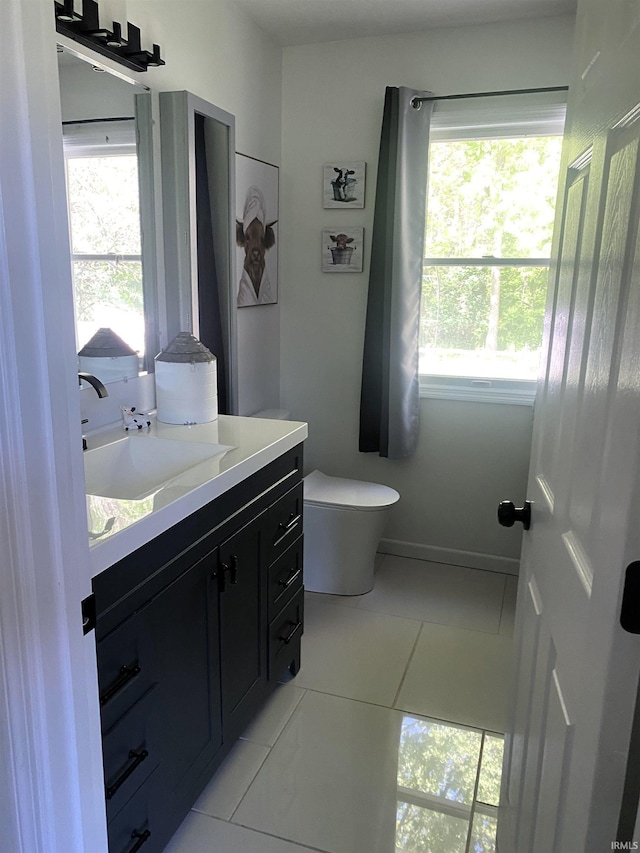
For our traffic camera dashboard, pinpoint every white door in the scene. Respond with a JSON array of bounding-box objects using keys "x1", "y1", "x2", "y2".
[{"x1": 498, "y1": 1, "x2": 640, "y2": 851}]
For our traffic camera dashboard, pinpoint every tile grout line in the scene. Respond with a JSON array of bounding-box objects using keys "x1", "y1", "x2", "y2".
[
  {"x1": 226, "y1": 816, "x2": 332, "y2": 853},
  {"x1": 496, "y1": 573, "x2": 509, "y2": 635},
  {"x1": 391, "y1": 621, "x2": 425, "y2": 709},
  {"x1": 302, "y1": 683, "x2": 490, "y2": 735},
  {"x1": 464, "y1": 729, "x2": 487, "y2": 853},
  {"x1": 227, "y1": 688, "x2": 310, "y2": 824},
  {"x1": 307, "y1": 576, "x2": 513, "y2": 636}
]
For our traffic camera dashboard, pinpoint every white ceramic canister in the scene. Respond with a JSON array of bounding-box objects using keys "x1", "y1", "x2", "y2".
[
  {"x1": 78, "y1": 327, "x2": 139, "y2": 382},
  {"x1": 155, "y1": 332, "x2": 218, "y2": 424}
]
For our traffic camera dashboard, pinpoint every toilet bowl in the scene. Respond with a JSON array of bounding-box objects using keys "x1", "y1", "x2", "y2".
[
  {"x1": 251, "y1": 410, "x2": 400, "y2": 596},
  {"x1": 303, "y1": 470, "x2": 399, "y2": 595}
]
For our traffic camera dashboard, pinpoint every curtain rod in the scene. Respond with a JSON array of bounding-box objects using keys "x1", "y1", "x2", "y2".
[{"x1": 411, "y1": 85, "x2": 569, "y2": 109}]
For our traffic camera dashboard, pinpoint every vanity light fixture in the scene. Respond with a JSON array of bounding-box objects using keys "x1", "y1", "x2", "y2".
[
  {"x1": 105, "y1": 21, "x2": 122, "y2": 48},
  {"x1": 55, "y1": 0, "x2": 77, "y2": 22},
  {"x1": 54, "y1": 0, "x2": 165, "y2": 73}
]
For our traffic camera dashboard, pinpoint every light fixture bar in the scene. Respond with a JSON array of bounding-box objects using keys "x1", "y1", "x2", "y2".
[{"x1": 54, "y1": 0, "x2": 165, "y2": 73}]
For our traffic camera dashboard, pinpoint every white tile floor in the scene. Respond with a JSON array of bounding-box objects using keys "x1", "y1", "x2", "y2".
[{"x1": 164, "y1": 554, "x2": 516, "y2": 853}]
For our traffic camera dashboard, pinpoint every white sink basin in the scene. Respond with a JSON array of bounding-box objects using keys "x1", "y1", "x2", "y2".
[{"x1": 84, "y1": 435, "x2": 234, "y2": 500}]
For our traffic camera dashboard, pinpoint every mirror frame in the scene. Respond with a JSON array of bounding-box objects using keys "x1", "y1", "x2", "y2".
[{"x1": 160, "y1": 90, "x2": 238, "y2": 414}]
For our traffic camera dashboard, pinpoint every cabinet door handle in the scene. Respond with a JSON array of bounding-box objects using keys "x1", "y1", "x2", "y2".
[
  {"x1": 127, "y1": 829, "x2": 151, "y2": 853},
  {"x1": 105, "y1": 748, "x2": 149, "y2": 800},
  {"x1": 219, "y1": 555, "x2": 238, "y2": 592},
  {"x1": 278, "y1": 568, "x2": 302, "y2": 590},
  {"x1": 279, "y1": 620, "x2": 303, "y2": 645},
  {"x1": 274, "y1": 513, "x2": 301, "y2": 547},
  {"x1": 100, "y1": 663, "x2": 141, "y2": 706},
  {"x1": 228, "y1": 554, "x2": 238, "y2": 584}
]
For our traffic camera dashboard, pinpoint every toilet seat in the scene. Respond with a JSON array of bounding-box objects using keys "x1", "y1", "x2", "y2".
[{"x1": 304, "y1": 470, "x2": 400, "y2": 512}]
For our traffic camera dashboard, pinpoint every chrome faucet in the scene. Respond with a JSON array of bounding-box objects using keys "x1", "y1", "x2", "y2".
[
  {"x1": 78, "y1": 372, "x2": 109, "y2": 398},
  {"x1": 79, "y1": 372, "x2": 108, "y2": 451}
]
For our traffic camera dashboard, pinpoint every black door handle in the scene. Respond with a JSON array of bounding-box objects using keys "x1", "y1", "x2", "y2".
[{"x1": 498, "y1": 500, "x2": 531, "y2": 530}]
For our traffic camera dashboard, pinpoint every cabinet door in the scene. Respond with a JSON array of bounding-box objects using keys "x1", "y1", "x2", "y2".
[
  {"x1": 150, "y1": 551, "x2": 223, "y2": 795},
  {"x1": 218, "y1": 512, "x2": 268, "y2": 740}
]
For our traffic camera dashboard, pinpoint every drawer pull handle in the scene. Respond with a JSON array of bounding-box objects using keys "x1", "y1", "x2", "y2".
[
  {"x1": 274, "y1": 513, "x2": 301, "y2": 547},
  {"x1": 100, "y1": 664, "x2": 141, "y2": 706},
  {"x1": 279, "y1": 568, "x2": 302, "y2": 590},
  {"x1": 279, "y1": 621, "x2": 303, "y2": 645},
  {"x1": 127, "y1": 829, "x2": 151, "y2": 853},
  {"x1": 105, "y1": 748, "x2": 149, "y2": 800}
]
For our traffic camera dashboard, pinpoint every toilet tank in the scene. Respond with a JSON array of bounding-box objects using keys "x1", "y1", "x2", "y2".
[{"x1": 251, "y1": 409, "x2": 291, "y2": 420}]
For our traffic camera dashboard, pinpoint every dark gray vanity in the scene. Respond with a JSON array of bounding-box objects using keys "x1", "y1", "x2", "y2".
[
  {"x1": 59, "y1": 35, "x2": 301, "y2": 851},
  {"x1": 91, "y1": 443, "x2": 304, "y2": 852}
]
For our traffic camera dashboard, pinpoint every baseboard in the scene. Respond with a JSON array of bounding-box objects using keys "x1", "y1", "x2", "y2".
[{"x1": 378, "y1": 538, "x2": 520, "y2": 576}]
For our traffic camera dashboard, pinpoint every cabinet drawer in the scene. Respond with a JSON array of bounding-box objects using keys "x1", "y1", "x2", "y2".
[
  {"x1": 103, "y1": 686, "x2": 161, "y2": 822},
  {"x1": 107, "y1": 765, "x2": 160, "y2": 853},
  {"x1": 269, "y1": 589, "x2": 304, "y2": 679},
  {"x1": 268, "y1": 537, "x2": 303, "y2": 619},
  {"x1": 98, "y1": 608, "x2": 159, "y2": 734},
  {"x1": 268, "y1": 482, "x2": 303, "y2": 563}
]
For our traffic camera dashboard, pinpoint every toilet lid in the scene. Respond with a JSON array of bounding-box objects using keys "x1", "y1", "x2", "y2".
[{"x1": 304, "y1": 470, "x2": 400, "y2": 511}]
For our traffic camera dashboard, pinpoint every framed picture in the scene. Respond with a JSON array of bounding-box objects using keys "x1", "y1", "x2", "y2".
[
  {"x1": 323, "y1": 161, "x2": 366, "y2": 208},
  {"x1": 322, "y1": 227, "x2": 364, "y2": 273},
  {"x1": 236, "y1": 154, "x2": 279, "y2": 307}
]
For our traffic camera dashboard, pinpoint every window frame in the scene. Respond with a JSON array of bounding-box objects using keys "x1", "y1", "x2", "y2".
[
  {"x1": 63, "y1": 121, "x2": 146, "y2": 364},
  {"x1": 419, "y1": 97, "x2": 566, "y2": 405}
]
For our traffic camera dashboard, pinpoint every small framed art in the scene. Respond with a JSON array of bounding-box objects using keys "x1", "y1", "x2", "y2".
[
  {"x1": 322, "y1": 227, "x2": 364, "y2": 273},
  {"x1": 322, "y1": 162, "x2": 366, "y2": 208}
]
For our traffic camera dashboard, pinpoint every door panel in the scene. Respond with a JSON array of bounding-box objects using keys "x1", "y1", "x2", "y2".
[
  {"x1": 568, "y1": 134, "x2": 640, "y2": 546},
  {"x1": 536, "y1": 164, "x2": 590, "y2": 502},
  {"x1": 499, "y1": 3, "x2": 640, "y2": 848},
  {"x1": 531, "y1": 670, "x2": 574, "y2": 853}
]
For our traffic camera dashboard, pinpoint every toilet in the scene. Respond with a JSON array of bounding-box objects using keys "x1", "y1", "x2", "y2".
[
  {"x1": 251, "y1": 410, "x2": 400, "y2": 596},
  {"x1": 303, "y1": 470, "x2": 399, "y2": 595}
]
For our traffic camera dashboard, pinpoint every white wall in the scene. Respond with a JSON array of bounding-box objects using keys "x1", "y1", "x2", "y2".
[
  {"x1": 280, "y1": 16, "x2": 576, "y2": 570},
  {"x1": 118, "y1": 0, "x2": 284, "y2": 414}
]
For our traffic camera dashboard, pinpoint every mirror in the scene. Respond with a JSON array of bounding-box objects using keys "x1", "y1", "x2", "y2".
[
  {"x1": 160, "y1": 91, "x2": 237, "y2": 414},
  {"x1": 57, "y1": 45, "x2": 159, "y2": 385}
]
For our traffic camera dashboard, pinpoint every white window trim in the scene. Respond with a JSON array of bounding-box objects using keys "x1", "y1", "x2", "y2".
[
  {"x1": 419, "y1": 374, "x2": 537, "y2": 405},
  {"x1": 420, "y1": 96, "x2": 565, "y2": 405},
  {"x1": 62, "y1": 117, "x2": 136, "y2": 157}
]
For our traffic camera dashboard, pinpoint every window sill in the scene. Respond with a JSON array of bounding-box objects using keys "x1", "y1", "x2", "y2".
[{"x1": 419, "y1": 375, "x2": 536, "y2": 405}]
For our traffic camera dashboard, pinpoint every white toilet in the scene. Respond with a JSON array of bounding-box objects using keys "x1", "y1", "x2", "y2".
[
  {"x1": 251, "y1": 410, "x2": 400, "y2": 596},
  {"x1": 303, "y1": 470, "x2": 399, "y2": 595}
]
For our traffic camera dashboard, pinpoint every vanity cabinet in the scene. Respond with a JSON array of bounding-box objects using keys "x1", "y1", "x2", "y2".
[
  {"x1": 91, "y1": 445, "x2": 304, "y2": 853},
  {"x1": 217, "y1": 513, "x2": 269, "y2": 744}
]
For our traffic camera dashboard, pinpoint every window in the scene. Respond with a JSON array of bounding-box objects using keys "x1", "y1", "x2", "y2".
[
  {"x1": 63, "y1": 120, "x2": 145, "y2": 361},
  {"x1": 420, "y1": 101, "x2": 565, "y2": 403}
]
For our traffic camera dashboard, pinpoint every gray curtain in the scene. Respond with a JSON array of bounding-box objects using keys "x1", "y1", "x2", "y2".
[{"x1": 359, "y1": 87, "x2": 433, "y2": 458}]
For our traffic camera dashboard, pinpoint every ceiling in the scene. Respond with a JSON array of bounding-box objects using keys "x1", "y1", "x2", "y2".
[{"x1": 234, "y1": 0, "x2": 577, "y2": 46}]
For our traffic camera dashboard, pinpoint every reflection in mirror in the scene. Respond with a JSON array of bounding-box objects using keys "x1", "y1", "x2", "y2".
[{"x1": 58, "y1": 45, "x2": 158, "y2": 385}]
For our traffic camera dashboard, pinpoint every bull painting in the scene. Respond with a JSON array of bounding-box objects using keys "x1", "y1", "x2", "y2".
[{"x1": 236, "y1": 184, "x2": 278, "y2": 306}]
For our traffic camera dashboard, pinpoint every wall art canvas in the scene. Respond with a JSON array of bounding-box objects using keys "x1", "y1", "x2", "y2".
[
  {"x1": 236, "y1": 154, "x2": 279, "y2": 307},
  {"x1": 322, "y1": 227, "x2": 364, "y2": 273},
  {"x1": 323, "y1": 161, "x2": 366, "y2": 208}
]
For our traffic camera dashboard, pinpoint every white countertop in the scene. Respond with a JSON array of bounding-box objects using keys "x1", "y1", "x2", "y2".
[{"x1": 86, "y1": 414, "x2": 307, "y2": 577}]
